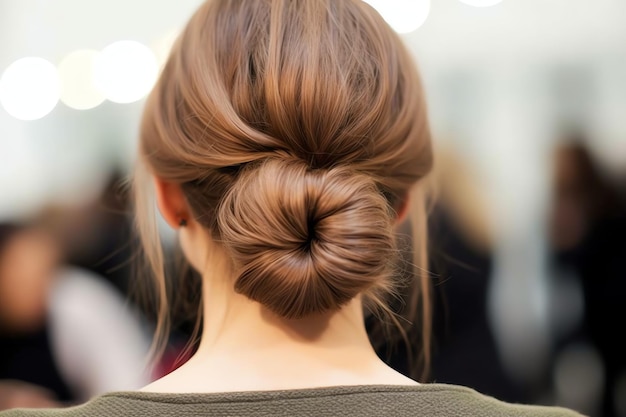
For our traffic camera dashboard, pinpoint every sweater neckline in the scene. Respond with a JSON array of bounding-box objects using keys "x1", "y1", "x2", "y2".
[{"x1": 100, "y1": 383, "x2": 474, "y2": 404}]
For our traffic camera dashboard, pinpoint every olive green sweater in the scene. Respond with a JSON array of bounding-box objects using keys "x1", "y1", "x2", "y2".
[{"x1": 1, "y1": 384, "x2": 585, "y2": 416}]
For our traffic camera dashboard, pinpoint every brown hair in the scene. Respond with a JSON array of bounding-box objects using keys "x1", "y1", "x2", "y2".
[{"x1": 134, "y1": 0, "x2": 433, "y2": 379}]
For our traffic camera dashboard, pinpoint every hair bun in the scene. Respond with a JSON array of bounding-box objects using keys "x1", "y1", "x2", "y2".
[{"x1": 217, "y1": 158, "x2": 396, "y2": 319}]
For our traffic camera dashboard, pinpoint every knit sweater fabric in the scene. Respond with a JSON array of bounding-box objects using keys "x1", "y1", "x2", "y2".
[{"x1": 0, "y1": 384, "x2": 585, "y2": 416}]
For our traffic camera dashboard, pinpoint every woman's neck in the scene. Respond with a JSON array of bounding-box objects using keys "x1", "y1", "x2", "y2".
[
  {"x1": 197, "y1": 267, "x2": 374, "y2": 355},
  {"x1": 141, "y1": 256, "x2": 416, "y2": 393}
]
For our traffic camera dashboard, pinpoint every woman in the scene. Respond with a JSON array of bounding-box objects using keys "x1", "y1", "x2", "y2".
[{"x1": 2, "y1": 0, "x2": 583, "y2": 415}]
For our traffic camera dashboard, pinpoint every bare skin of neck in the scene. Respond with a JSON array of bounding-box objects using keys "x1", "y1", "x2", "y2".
[{"x1": 141, "y1": 244, "x2": 417, "y2": 394}]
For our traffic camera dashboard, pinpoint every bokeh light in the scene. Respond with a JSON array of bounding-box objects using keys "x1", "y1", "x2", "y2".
[
  {"x1": 0, "y1": 57, "x2": 60, "y2": 120},
  {"x1": 363, "y1": 0, "x2": 431, "y2": 34},
  {"x1": 458, "y1": 0, "x2": 504, "y2": 7},
  {"x1": 58, "y1": 49, "x2": 106, "y2": 110},
  {"x1": 94, "y1": 40, "x2": 158, "y2": 104}
]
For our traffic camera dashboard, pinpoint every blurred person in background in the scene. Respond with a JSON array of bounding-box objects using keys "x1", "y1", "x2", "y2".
[
  {"x1": 0, "y1": 223, "x2": 67, "y2": 409},
  {"x1": 547, "y1": 135, "x2": 626, "y2": 417},
  {"x1": 427, "y1": 145, "x2": 527, "y2": 403},
  {"x1": 0, "y1": 220, "x2": 151, "y2": 411},
  {"x1": 368, "y1": 144, "x2": 526, "y2": 403}
]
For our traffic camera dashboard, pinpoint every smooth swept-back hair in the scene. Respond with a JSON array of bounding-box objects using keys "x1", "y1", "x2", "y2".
[{"x1": 134, "y1": 0, "x2": 434, "y2": 378}]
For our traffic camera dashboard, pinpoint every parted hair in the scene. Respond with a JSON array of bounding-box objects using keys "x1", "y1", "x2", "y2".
[{"x1": 135, "y1": 0, "x2": 434, "y2": 378}]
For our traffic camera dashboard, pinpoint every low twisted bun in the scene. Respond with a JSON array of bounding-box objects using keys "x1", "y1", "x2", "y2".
[{"x1": 217, "y1": 158, "x2": 396, "y2": 319}]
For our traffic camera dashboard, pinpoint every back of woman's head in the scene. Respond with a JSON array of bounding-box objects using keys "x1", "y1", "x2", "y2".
[{"x1": 136, "y1": 0, "x2": 432, "y2": 328}]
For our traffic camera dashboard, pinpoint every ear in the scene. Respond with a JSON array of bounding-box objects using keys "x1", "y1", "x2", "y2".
[
  {"x1": 396, "y1": 195, "x2": 410, "y2": 224},
  {"x1": 153, "y1": 176, "x2": 191, "y2": 229}
]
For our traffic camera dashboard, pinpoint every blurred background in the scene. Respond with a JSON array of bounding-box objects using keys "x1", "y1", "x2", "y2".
[{"x1": 0, "y1": 0, "x2": 624, "y2": 416}]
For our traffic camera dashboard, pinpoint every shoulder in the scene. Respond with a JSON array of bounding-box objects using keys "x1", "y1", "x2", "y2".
[
  {"x1": 310, "y1": 384, "x2": 585, "y2": 417},
  {"x1": 403, "y1": 384, "x2": 586, "y2": 417},
  {"x1": 0, "y1": 396, "x2": 124, "y2": 417}
]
